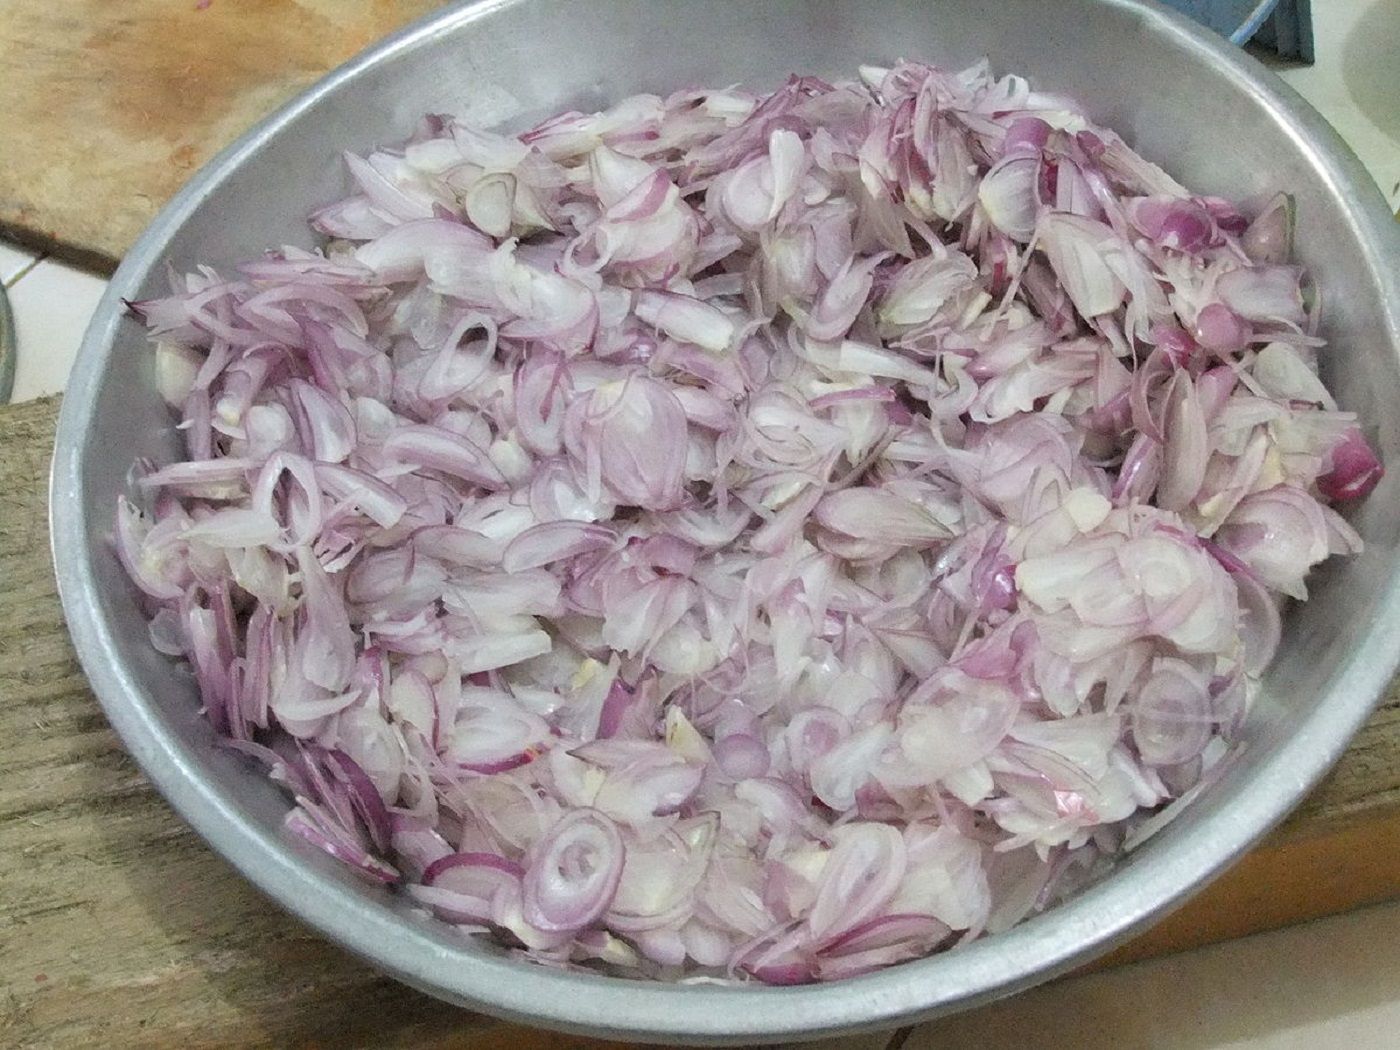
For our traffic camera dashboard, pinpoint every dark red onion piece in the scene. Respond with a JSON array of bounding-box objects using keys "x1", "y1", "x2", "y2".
[
  {"x1": 1128, "y1": 196, "x2": 1214, "y2": 253},
  {"x1": 595, "y1": 678, "x2": 637, "y2": 740},
  {"x1": 1318, "y1": 427, "x2": 1384, "y2": 502},
  {"x1": 323, "y1": 748, "x2": 393, "y2": 853},
  {"x1": 1002, "y1": 116, "x2": 1052, "y2": 156},
  {"x1": 1192, "y1": 196, "x2": 1248, "y2": 236},
  {"x1": 1193, "y1": 303, "x2": 1250, "y2": 352},
  {"x1": 1150, "y1": 322, "x2": 1198, "y2": 368},
  {"x1": 1075, "y1": 129, "x2": 1106, "y2": 159},
  {"x1": 424, "y1": 850, "x2": 527, "y2": 883},
  {"x1": 970, "y1": 529, "x2": 1017, "y2": 613}
]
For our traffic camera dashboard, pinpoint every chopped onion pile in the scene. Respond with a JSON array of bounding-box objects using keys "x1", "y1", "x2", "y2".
[{"x1": 120, "y1": 60, "x2": 1381, "y2": 984}]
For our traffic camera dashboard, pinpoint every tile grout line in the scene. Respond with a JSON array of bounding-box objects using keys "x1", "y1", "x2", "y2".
[{"x1": 4, "y1": 253, "x2": 49, "y2": 289}]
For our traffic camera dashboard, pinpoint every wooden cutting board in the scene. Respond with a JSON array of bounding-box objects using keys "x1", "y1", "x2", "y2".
[
  {"x1": 2, "y1": 394, "x2": 1399, "y2": 1048},
  {"x1": 0, "y1": 0, "x2": 443, "y2": 270}
]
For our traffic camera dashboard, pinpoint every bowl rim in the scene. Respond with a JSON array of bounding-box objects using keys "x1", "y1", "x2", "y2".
[{"x1": 49, "y1": 0, "x2": 1400, "y2": 1041}]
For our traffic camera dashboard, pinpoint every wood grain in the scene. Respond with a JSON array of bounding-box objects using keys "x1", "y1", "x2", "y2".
[
  {"x1": 0, "y1": 1, "x2": 442, "y2": 270},
  {"x1": 1, "y1": 394, "x2": 1397, "y2": 1048},
  {"x1": 0, "y1": 396, "x2": 629, "y2": 1050}
]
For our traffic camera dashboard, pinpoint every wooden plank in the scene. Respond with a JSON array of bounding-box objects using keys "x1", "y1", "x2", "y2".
[
  {"x1": 1, "y1": 394, "x2": 1398, "y2": 1048},
  {"x1": 0, "y1": 396, "x2": 631, "y2": 1050},
  {"x1": 0, "y1": 0, "x2": 442, "y2": 270},
  {"x1": 1094, "y1": 809, "x2": 1400, "y2": 970}
]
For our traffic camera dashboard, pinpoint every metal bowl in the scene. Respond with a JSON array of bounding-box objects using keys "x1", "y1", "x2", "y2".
[
  {"x1": 50, "y1": 0, "x2": 1400, "y2": 1042},
  {"x1": 0, "y1": 281, "x2": 14, "y2": 404}
]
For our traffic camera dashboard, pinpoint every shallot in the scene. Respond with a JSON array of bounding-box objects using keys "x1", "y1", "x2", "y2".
[{"x1": 119, "y1": 59, "x2": 1380, "y2": 983}]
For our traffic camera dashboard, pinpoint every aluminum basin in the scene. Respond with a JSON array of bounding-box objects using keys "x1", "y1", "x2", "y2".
[{"x1": 50, "y1": 0, "x2": 1400, "y2": 1042}]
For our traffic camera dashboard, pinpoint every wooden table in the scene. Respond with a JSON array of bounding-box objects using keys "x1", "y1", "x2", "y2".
[
  {"x1": 0, "y1": 0, "x2": 442, "y2": 271},
  {"x1": 2, "y1": 395, "x2": 1398, "y2": 1048}
]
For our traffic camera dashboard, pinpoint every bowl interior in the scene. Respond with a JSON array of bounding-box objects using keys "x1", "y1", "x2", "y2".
[{"x1": 54, "y1": 0, "x2": 1400, "y2": 1041}]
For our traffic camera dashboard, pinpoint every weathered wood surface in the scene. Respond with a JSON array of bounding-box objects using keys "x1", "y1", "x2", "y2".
[
  {"x1": 1, "y1": 394, "x2": 1397, "y2": 1047},
  {"x1": 0, "y1": 396, "x2": 632, "y2": 1049},
  {"x1": 0, "y1": 0, "x2": 443, "y2": 270}
]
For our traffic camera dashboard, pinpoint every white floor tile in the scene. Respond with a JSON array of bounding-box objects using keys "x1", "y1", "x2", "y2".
[
  {"x1": 0, "y1": 240, "x2": 40, "y2": 286},
  {"x1": 900, "y1": 900, "x2": 1400, "y2": 1050},
  {"x1": 1263, "y1": 0, "x2": 1400, "y2": 211},
  {"x1": 7, "y1": 259, "x2": 108, "y2": 403}
]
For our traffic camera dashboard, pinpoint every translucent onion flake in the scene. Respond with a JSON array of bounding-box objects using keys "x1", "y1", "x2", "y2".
[{"x1": 118, "y1": 59, "x2": 1381, "y2": 984}]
